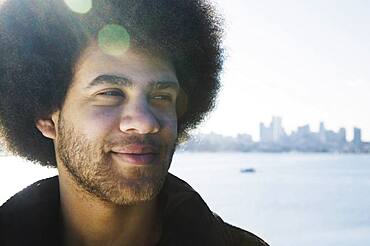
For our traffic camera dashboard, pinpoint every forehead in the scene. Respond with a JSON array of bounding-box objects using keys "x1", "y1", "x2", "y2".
[{"x1": 71, "y1": 44, "x2": 179, "y2": 90}]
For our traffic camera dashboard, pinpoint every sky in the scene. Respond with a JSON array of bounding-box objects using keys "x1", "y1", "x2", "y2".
[{"x1": 198, "y1": 0, "x2": 370, "y2": 141}]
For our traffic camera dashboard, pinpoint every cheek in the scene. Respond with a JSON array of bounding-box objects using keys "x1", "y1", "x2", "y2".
[
  {"x1": 75, "y1": 107, "x2": 121, "y2": 139},
  {"x1": 159, "y1": 113, "x2": 178, "y2": 140}
]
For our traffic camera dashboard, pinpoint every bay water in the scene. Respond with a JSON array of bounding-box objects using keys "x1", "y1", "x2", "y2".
[{"x1": 1, "y1": 153, "x2": 369, "y2": 246}]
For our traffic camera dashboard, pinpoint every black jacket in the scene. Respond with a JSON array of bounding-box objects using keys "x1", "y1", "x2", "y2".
[{"x1": 0, "y1": 173, "x2": 269, "y2": 246}]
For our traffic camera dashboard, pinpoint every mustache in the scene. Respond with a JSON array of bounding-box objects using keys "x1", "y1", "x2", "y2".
[{"x1": 105, "y1": 135, "x2": 162, "y2": 149}]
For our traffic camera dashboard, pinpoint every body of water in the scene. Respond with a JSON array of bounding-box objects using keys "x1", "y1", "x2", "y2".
[{"x1": 1, "y1": 153, "x2": 370, "y2": 246}]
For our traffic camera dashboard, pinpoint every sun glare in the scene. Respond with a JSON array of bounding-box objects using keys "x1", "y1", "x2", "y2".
[
  {"x1": 98, "y1": 24, "x2": 131, "y2": 57},
  {"x1": 64, "y1": 0, "x2": 92, "y2": 14}
]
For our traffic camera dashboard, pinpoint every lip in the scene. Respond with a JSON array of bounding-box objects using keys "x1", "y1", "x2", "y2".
[
  {"x1": 111, "y1": 144, "x2": 159, "y2": 154},
  {"x1": 110, "y1": 144, "x2": 159, "y2": 165}
]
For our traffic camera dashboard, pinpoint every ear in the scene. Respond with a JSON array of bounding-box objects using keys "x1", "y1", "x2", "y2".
[{"x1": 36, "y1": 116, "x2": 57, "y2": 140}]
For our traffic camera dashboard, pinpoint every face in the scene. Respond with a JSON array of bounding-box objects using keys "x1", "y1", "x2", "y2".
[{"x1": 53, "y1": 45, "x2": 179, "y2": 205}]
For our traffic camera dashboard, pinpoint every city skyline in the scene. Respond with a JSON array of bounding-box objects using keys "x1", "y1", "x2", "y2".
[
  {"x1": 182, "y1": 116, "x2": 368, "y2": 153},
  {"x1": 197, "y1": 116, "x2": 365, "y2": 144},
  {"x1": 197, "y1": 0, "x2": 370, "y2": 141},
  {"x1": 259, "y1": 116, "x2": 359, "y2": 143}
]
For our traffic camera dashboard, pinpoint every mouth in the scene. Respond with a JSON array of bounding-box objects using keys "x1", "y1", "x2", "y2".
[{"x1": 110, "y1": 144, "x2": 160, "y2": 165}]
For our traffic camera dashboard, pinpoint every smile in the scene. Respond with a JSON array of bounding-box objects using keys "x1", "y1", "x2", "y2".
[
  {"x1": 110, "y1": 144, "x2": 160, "y2": 165},
  {"x1": 111, "y1": 152, "x2": 159, "y2": 165}
]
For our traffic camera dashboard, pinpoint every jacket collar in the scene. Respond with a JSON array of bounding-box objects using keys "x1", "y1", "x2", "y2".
[{"x1": 1, "y1": 173, "x2": 223, "y2": 246}]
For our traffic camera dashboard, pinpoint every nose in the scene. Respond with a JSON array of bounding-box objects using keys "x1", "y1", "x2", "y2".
[{"x1": 119, "y1": 99, "x2": 160, "y2": 134}]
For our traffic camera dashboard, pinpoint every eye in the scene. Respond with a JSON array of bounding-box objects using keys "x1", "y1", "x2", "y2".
[
  {"x1": 97, "y1": 90, "x2": 124, "y2": 97},
  {"x1": 93, "y1": 89, "x2": 125, "y2": 106},
  {"x1": 152, "y1": 93, "x2": 174, "y2": 101}
]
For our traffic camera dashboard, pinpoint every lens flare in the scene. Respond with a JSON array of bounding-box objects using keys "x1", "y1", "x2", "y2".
[
  {"x1": 64, "y1": 0, "x2": 92, "y2": 14},
  {"x1": 98, "y1": 24, "x2": 130, "y2": 57}
]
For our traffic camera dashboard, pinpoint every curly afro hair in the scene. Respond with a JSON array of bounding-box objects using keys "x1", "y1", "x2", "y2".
[{"x1": 0, "y1": 0, "x2": 223, "y2": 167}]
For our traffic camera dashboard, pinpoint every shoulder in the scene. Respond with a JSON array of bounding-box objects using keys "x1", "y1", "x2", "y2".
[
  {"x1": 0, "y1": 176, "x2": 59, "y2": 213},
  {"x1": 0, "y1": 176, "x2": 61, "y2": 245},
  {"x1": 161, "y1": 173, "x2": 269, "y2": 246},
  {"x1": 220, "y1": 217, "x2": 269, "y2": 246}
]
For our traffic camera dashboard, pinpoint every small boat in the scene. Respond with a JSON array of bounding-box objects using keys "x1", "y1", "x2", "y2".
[{"x1": 240, "y1": 168, "x2": 256, "y2": 173}]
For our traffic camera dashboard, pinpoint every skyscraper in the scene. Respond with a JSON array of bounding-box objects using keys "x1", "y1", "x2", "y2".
[
  {"x1": 259, "y1": 122, "x2": 272, "y2": 143},
  {"x1": 338, "y1": 128, "x2": 346, "y2": 143},
  {"x1": 353, "y1": 127, "x2": 362, "y2": 146},
  {"x1": 319, "y1": 122, "x2": 326, "y2": 143},
  {"x1": 260, "y1": 117, "x2": 286, "y2": 143},
  {"x1": 271, "y1": 116, "x2": 284, "y2": 142}
]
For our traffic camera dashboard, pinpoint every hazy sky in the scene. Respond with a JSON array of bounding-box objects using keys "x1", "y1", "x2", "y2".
[{"x1": 198, "y1": 0, "x2": 370, "y2": 141}]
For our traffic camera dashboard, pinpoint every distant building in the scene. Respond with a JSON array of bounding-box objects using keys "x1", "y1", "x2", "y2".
[
  {"x1": 271, "y1": 116, "x2": 285, "y2": 142},
  {"x1": 338, "y1": 128, "x2": 346, "y2": 143},
  {"x1": 260, "y1": 116, "x2": 286, "y2": 143},
  {"x1": 353, "y1": 127, "x2": 362, "y2": 146},
  {"x1": 260, "y1": 123, "x2": 272, "y2": 143},
  {"x1": 236, "y1": 133, "x2": 253, "y2": 143},
  {"x1": 319, "y1": 122, "x2": 326, "y2": 143},
  {"x1": 296, "y1": 124, "x2": 310, "y2": 137}
]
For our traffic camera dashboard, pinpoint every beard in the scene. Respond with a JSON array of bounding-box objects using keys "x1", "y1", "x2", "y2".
[{"x1": 56, "y1": 114, "x2": 176, "y2": 206}]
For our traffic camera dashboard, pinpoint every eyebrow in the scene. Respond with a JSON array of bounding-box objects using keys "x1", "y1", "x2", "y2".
[
  {"x1": 86, "y1": 74, "x2": 179, "y2": 91},
  {"x1": 151, "y1": 81, "x2": 180, "y2": 91},
  {"x1": 86, "y1": 75, "x2": 132, "y2": 89}
]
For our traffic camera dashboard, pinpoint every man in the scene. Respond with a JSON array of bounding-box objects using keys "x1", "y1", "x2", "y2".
[{"x1": 0, "y1": 0, "x2": 269, "y2": 245}]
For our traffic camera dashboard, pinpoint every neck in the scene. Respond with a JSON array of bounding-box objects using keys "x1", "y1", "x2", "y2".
[{"x1": 58, "y1": 165, "x2": 162, "y2": 246}]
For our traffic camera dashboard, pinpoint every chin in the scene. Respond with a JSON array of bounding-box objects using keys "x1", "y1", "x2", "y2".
[{"x1": 106, "y1": 176, "x2": 166, "y2": 205}]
